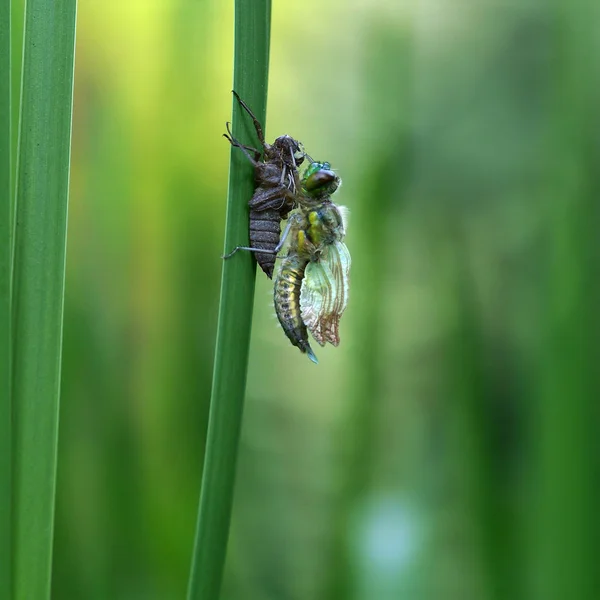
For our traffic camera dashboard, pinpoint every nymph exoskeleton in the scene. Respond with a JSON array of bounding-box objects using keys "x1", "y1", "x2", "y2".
[{"x1": 223, "y1": 91, "x2": 306, "y2": 278}]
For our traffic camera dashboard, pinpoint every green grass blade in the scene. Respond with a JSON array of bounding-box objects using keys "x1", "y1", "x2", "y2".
[
  {"x1": 524, "y1": 5, "x2": 599, "y2": 599},
  {"x1": 10, "y1": 0, "x2": 23, "y2": 214},
  {"x1": 186, "y1": 1, "x2": 271, "y2": 598},
  {"x1": 11, "y1": 0, "x2": 77, "y2": 597},
  {"x1": 0, "y1": 0, "x2": 11, "y2": 597}
]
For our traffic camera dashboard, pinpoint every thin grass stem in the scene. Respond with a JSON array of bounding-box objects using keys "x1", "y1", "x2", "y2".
[
  {"x1": 11, "y1": 1, "x2": 77, "y2": 597},
  {"x1": 0, "y1": 0, "x2": 12, "y2": 597},
  {"x1": 186, "y1": 0, "x2": 271, "y2": 598}
]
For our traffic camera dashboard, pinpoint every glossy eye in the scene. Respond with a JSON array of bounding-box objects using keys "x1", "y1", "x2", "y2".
[
  {"x1": 303, "y1": 168, "x2": 340, "y2": 196},
  {"x1": 305, "y1": 170, "x2": 334, "y2": 190}
]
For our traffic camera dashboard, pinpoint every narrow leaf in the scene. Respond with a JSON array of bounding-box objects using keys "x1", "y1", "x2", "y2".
[
  {"x1": 12, "y1": 1, "x2": 77, "y2": 597},
  {"x1": 0, "y1": 0, "x2": 12, "y2": 597},
  {"x1": 186, "y1": 1, "x2": 271, "y2": 598}
]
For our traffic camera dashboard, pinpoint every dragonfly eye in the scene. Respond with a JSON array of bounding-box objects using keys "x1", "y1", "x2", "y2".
[{"x1": 303, "y1": 167, "x2": 340, "y2": 197}]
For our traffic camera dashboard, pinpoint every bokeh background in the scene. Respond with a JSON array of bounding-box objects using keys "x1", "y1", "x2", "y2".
[{"x1": 13, "y1": 0, "x2": 600, "y2": 598}]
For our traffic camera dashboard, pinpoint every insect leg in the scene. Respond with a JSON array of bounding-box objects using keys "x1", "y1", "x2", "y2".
[
  {"x1": 274, "y1": 213, "x2": 303, "y2": 252},
  {"x1": 287, "y1": 170, "x2": 298, "y2": 195},
  {"x1": 232, "y1": 90, "x2": 266, "y2": 147},
  {"x1": 222, "y1": 245, "x2": 278, "y2": 259},
  {"x1": 224, "y1": 122, "x2": 261, "y2": 163}
]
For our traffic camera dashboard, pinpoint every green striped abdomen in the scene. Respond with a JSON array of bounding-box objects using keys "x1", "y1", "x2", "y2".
[{"x1": 274, "y1": 254, "x2": 318, "y2": 364}]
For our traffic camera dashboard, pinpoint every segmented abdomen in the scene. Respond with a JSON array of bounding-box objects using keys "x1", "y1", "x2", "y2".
[
  {"x1": 274, "y1": 254, "x2": 317, "y2": 363},
  {"x1": 248, "y1": 174, "x2": 295, "y2": 278},
  {"x1": 249, "y1": 208, "x2": 285, "y2": 279}
]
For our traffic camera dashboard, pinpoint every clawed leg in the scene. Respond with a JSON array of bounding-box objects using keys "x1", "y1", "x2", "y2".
[
  {"x1": 222, "y1": 246, "x2": 279, "y2": 259},
  {"x1": 222, "y1": 215, "x2": 303, "y2": 260},
  {"x1": 279, "y1": 148, "x2": 296, "y2": 185},
  {"x1": 276, "y1": 213, "x2": 303, "y2": 250},
  {"x1": 232, "y1": 90, "x2": 266, "y2": 147},
  {"x1": 286, "y1": 169, "x2": 297, "y2": 194},
  {"x1": 222, "y1": 224, "x2": 297, "y2": 260},
  {"x1": 223, "y1": 122, "x2": 261, "y2": 163},
  {"x1": 276, "y1": 146, "x2": 303, "y2": 188}
]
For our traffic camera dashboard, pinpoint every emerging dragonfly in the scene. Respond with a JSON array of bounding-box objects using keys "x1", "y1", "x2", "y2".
[
  {"x1": 273, "y1": 162, "x2": 351, "y2": 363},
  {"x1": 223, "y1": 91, "x2": 306, "y2": 278}
]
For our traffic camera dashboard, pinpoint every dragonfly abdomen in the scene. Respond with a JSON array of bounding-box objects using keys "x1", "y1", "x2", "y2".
[{"x1": 274, "y1": 255, "x2": 318, "y2": 364}]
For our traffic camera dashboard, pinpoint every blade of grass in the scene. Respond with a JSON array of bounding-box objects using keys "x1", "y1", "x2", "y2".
[
  {"x1": 0, "y1": 0, "x2": 12, "y2": 597},
  {"x1": 11, "y1": 0, "x2": 77, "y2": 597},
  {"x1": 10, "y1": 0, "x2": 24, "y2": 213},
  {"x1": 186, "y1": 0, "x2": 271, "y2": 598},
  {"x1": 527, "y1": 4, "x2": 598, "y2": 599}
]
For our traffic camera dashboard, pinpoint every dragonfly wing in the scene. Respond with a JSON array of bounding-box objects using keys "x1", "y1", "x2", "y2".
[
  {"x1": 300, "y1": 241, "x2": 351, "y2": 347},
  {"x1": 300, "y1": 261, "x2": 331, "y2": 346}
]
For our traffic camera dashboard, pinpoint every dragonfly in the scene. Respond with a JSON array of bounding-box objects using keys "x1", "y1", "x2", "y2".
[{"x1": 273, "y1": 161, "x2": 351, "y2": 363}]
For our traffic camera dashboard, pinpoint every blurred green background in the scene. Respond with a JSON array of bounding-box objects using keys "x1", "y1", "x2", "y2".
[{"x1": 19, "y1": 0, "x2": 598, "y2": 598}]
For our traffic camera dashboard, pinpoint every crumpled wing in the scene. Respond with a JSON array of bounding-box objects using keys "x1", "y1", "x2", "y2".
[
  {"x1": 300, "y1": 241, "x2": 351, "y2": 346},
  {"x1": 336, "y1": 204, "x2": 350, "y2": 236}
]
